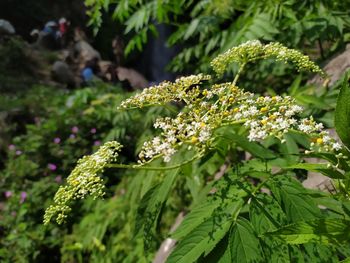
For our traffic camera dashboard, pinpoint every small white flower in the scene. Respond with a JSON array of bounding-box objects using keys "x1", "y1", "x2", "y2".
[{"x1": 332, "y1": 142, "x2": 342, "y2": 151}]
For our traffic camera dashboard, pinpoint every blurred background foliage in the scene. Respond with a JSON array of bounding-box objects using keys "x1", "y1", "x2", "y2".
[
  {"x1": 86, "y1": 0, "x2": 350, "y2": 72},
  {"x1": 1, "y1": 0, "x2": 350, "y2": 262}
]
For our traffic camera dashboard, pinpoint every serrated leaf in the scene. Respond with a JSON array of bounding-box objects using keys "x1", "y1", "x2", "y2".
[
  {"x1": 173, "y1": 178, "x2": 246, "y2": 240},
  {"x1": 134, "y1": 168, "x2": 179, "y2": 250},
  {"x1": 335, "y1": 76, "x2": 350, "y2": 148},
  {"x1": 250, "y1": 194, "x2": 287, "y2": 234},
  {"x1": 166, "y1": 214, "x2": 233, "y2": 263},
  {"x1": 303, "y1": 243, "x2": 338, "y2": 263},
  {"x1": 265, "y1": 219, "x2": 350, "y2": 244},
  {"x1": 198, "y1": 234, "x2": 231, "y2": 263},
  {"x1": 135, "y1": 183, "x2": 160, "y2": 237},
  {"x1": 270, "y1": 176, "x2": 321, "y2": 222},
  {"x1": 229, "y1": 218, "x2": 264, "y2": 263},
  {"x1": 142, "y1": 168, "x2": 180, "y2": 249},
  {"x1": 171, "y1": 199, "x2": 221, "y2": 240},
  {"x1": 259, "y1": 238, "x2": 290, "y2": 262},
  {"x1": 215, "y1": 128, "x2": 276, "y2": 159},
  {"x1": 285, "y1": 163, "x2": 345, "y2": 179}
]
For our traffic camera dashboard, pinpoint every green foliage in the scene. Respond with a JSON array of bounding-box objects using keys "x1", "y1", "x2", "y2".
[
  {"x1": 0, "y1": 37, "x2": 42, "y2": 92},
  {"x1": 0, "y1": 83, "x2": 164, "y2": 261},
  {"x1": 3, "y1": 2, "x2": 350, "y2": 261},
  {"x1": 266, "y1": 218, "x2": 350, "y2": 245},
  {"x1": 44, "y1": 41, "x2": 350, "y2": 263},
  {"x1": 85, "y1": 0, "x2": 350, "y2": 78},
  {"x1": 335, "y1": 75, "x2": 350, "y2": 149}
]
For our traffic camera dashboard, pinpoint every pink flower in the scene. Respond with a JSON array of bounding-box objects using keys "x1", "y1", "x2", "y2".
[
  {"x1": 4, "y1": 191, "x2": 12, "y2": 198},
  {"x1": 90, "y1": 128, "x2": 97, "y2": 134},
  {"x1": 94, "y1": 140, "x2": 101, "y2": 146},
  {"x1": 15, "y1": 150, "x2": 22, "y2": 156},
  {"x1": 71, "y1": 126, "x2": 79, "y2": 133},
  {"x1": 55, "y1": 175, "x2": 62, "y2": 183},
  {"x1": 11, "y1": 211, "x2": 17, "y2": 217},
  {"x1": 8, "y1": 144, "x2": 16, "y2": 151},
  {"x1": 53, "y1": 137, "x2": 61, "y2": 144},
  {"x1": 69, "y1": 134, "x2": 76, "y2": 139},
  {"x1": 48, "y1": 163, "x2": 57, "y2": 171},
  {"x1": 20, "y1": 192, "x2": 27, "y2": 203}
]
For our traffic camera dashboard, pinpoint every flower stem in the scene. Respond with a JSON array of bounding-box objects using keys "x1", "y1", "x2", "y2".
[
  {"x1": 106, "y1": 155, "x2": 200, "y2": 171},
  {"x1": 232, "y1": 63, "x2": 246, "y2": 86}
]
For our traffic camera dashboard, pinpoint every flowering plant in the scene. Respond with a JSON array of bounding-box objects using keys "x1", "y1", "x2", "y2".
[{"x1": 45, "y1": 41, "x2": 350, "y2": 262}]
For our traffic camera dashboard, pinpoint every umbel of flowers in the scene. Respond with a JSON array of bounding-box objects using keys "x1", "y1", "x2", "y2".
[
  {"x1": 44, "y1": 40, "x2": 341, "y2": 224},
  {"x1": 44, "y1": 141, "x2": 122, "y2": 225}
]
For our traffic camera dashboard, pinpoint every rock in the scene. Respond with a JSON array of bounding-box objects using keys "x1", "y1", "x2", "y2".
[
  {"x1": 116, "y1": 67, "x2": 148, "y2": 89},
  {"x1": 33, "y1": 31, "x2": 59, "y2": 50},
  {"x1": 98, "y1": 60, "x2": 112, "y2": 76},
  {"x1": 0, "y1": 19, "x2": 15, "y2": 35},
  {"x1": 74, "y1": 40, "x2": 101, "y2": 69},
  {"x1": 52, "y1": 61, "x2": 76, "y2": 88}
]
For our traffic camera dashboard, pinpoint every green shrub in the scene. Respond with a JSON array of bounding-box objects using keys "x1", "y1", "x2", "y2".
[
  {"x1": 0, "y1": 82, "x2": 169, "y2": 261},
  {"x1": 45, "y1": 41, "x2": 350, "y2": 262}
]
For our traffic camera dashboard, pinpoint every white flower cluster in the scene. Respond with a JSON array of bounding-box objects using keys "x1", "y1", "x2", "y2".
[
  {"x1": 44, "y1": 141, "x2": 122, "y2": 224},
  {"x1": 239, "y1": 96, "x2": 303, "y2": 141},
  {"x1": 298, "y1": 118, "x2": 342, "y2": 152},
  {"x1": 139, "y1": 116, "x2": 212, "y2": 162},
  {"x1": 133, "y1": 78, "x2": 341, "y2": 164}
]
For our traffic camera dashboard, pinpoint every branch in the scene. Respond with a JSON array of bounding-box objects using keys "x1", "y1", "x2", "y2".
[{"x1": 106, "y1": 155, "x2": 200, "y2": 171}]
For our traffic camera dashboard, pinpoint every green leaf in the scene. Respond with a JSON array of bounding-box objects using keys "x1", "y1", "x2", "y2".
[
  {"x1": 229, "y1": 218, "x2": 264, "y2": 263},
  {"x1": 198, "y1": 234, "x2": 231, "y2": 263},
  {"x1": 288, "y1": 75, "x2": 302, "y2": 96},
  {"x1": 269, "y1": 176, "x2": 321, "y2": 222},
  {"x1": 335, "y1": 76, "x2": 350, "y2": 148},
  {"x1": 135, "y1": 168, "x2": 180, "y2": 249},
  {"x1": 166, "y1": 214, "x2": 233, "y2": 263},
  {"x1": 171, "y1": 199, "x2": 221, "y2": 240},
  {"x1": 285, "y1": 163, "x2": 345, "y2": 179},
  {"x1": 250, "y1": 194, "x2": 287, "y2": 234},
  {"x1": 184, "y1": 18, "x2": 200, "y2": 40},
  {"x1": 295, "y1": 94, "x2": 330, "y2": 109},
  {"x1": 215, "y1": 128, "x2": 276, "y2": 159},
  {"x1": 279, "y1": 133, "x2": 300, "y2": 164},
  {"x1": 135, "y1": 183, "x2": 160, "y2": 237},
  {"x1": 265, "y1": 219, "x2": 350, "y2": 244},
  {"x1": 303, "y1": 243, "x2": 339, "y2": 263},
  {"x1": 172, "y1": 178, "x2": 247, "y2": 240}
]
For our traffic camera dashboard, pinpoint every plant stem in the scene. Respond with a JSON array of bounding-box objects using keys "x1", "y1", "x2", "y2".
[
  {"x1": 106, "y1": 155, "x2": 200, "y2": 171},
  {"x1": 232, "y1": 62, "x2": 246, "y2": 86}
]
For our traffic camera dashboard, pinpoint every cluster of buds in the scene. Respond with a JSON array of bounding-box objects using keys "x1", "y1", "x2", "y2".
[
  {"x1": 211, "y1": 40, "x2": 325, "y2": 76},
  {"x1": 44, "y1": 141, "x2": 122, "y2": 224},
  {"x1": 119, "y1": 74, "x2": 211, "y2": 109}
]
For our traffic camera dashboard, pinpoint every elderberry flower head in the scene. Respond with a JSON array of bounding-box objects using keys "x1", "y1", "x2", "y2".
[
  {"x1": 119, "y1": 39, "x2": 338, "y2": 164},
  {"x1": 211, "y1": 40, "x2": 325, "y2": 76},
  {"x1": 44, "y1": 141, "x2": 122, "y2": 225},
  {"x1": 118, "y1": 74, "x2": 211, "y2": 109},
  {"x1": 135, "y1": 79, "x2": 341, "y2": 163}
]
